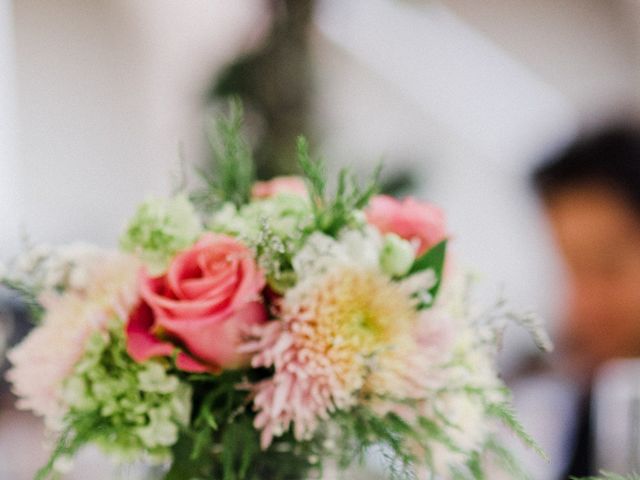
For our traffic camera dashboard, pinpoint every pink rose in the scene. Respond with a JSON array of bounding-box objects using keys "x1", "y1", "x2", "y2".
[
  {"x1": 366, "y1": 195, "x2": 446, "y2": 256},
  {"x1": 126, "y1": 234, "x2": 267, "y2": 372},
  {"x1": 251, "y1": 176, "x2": 307, "y2": 199}
]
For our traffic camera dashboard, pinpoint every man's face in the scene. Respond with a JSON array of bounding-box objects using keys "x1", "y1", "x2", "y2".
[{"x1": 545, "y1": 184, "x2": 640, "y2": 370}]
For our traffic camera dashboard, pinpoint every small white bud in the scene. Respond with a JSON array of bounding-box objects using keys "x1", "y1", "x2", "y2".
[{"x1": 380, "y1": 234, "x2": 415, "y2": 277}]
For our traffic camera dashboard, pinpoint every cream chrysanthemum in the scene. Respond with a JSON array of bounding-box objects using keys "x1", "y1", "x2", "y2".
[
  {"x1": 245, "y1": 265, "x2": 425, "y2": 448},
  {"x1": 6, "y1": 251, "x2": 140, "y2": 429}
]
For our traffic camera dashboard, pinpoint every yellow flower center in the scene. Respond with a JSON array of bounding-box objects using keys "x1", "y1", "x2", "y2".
[{"x1": 309, "y1": 267, "x2": 417, "y2": 360}]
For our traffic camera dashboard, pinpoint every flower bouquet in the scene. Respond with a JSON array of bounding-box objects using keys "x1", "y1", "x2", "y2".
[{"x1": 3, "y1": 103, "x2": 550, "y2": 480}]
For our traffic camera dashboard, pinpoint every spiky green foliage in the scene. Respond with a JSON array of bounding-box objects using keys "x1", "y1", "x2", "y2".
[
  {"x1": 485, "y1": 401, "x2": 546, "y2": 461},
  {"x1": 329, "y1": 368, "x2": 543, "y2": 480},
  {"x1": 329, "y1": 404, "x2": 507, "y2": 480},
  {"x1": 167, "y1": 371, "x2": 319, "y2": 480},
  {"x1": 297, "y1": 136, "x2": 382, "y2": 236},
  {"x1": 332, "y1": 407, "x2": 417, "y2": 478},
  {"x1": 329, "y1": 400, "x2": 536, "y2": 480},
  {"x1": 191, "y1": 99, "x2": 255, "y2": 211}
]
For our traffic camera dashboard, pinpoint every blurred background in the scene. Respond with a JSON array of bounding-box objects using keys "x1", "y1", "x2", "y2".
[{"x1": 1, "y1": 1, "x2": 639, "y2": 478}]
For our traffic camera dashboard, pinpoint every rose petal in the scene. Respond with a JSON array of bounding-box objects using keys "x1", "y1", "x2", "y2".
[
  {"x1": 175, "y1": 352, "x2": 212, "y2": 373},
  {"x1": 156, "y1": 301, "x2": 267, "y2": 368},
  {"x1": 126, "y1": 302, "x2": 175, "y2": 362},
  {"x1": 366, "y1": 195, "x2": 446, "y2": 255},
  {"x1": 141, "y1": 274, "x2": 228, "y2": 319},
  {"x1": 251, "y1": 176, "x2": 308, "y2": 199}
]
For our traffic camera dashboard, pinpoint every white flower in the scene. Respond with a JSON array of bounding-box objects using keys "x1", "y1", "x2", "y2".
[
  {"x1": 7, "y1": 242, "x2": 110, "y2": 294},
  {"x1": 170, "y1": 383, "x2": 193, "y2": 427},
  {"x1": 292, "y1": 228, "x2": 382, "y2": 281},
  {"x1": 209, "y1": 202, "x2": 250, "y2": 237},
  {"x1": 137, "y1": 407, "x2": 179, "y2": 448},
  {"x1": 338, "y1": 227, "x2": 382, "y2": 269}
]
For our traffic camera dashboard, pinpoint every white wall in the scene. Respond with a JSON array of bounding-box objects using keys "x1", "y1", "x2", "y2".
[
  {"x1": 11, "y1": 0, "x2": 269, "y2": 250},
  {"x1": 442, "y1": 0, "x2": 640, "y2": 125},
  {"x1": 0, "y1": 0, "x2": 19, "y2": 259}
]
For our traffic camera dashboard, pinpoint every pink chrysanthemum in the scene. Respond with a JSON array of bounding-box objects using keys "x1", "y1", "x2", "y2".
[
  {"x1": 242, "y1": 266, "x2": 449, "y2": 449},
  {"x1": 6, "y1": 252, "x2": 139, "y2": 429}
]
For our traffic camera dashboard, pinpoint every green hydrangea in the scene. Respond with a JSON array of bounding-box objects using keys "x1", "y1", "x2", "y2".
[
  {"x1": 60, "y1": 322, "x2": 192, "y2": 462},
  {"x1": 120, "y1": 194, "x2": 202, "y2": 275},
  {"x1": 209, "y1": 194, "x2": 311, "y2": 241}
]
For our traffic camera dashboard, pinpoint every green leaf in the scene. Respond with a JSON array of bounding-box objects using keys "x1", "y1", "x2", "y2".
[
  {"x1": 165, "y1": 433, "x2": 213, "y2": 480},
  {"x1": 408, "y1": 239, "x2": 447, "y2": 309},
  {"x1": 220, "y1": 418, "x2": 260, "y2": 480},
  {"x1": 410, "y1": 239, "x2": 447, "y2": 275}
]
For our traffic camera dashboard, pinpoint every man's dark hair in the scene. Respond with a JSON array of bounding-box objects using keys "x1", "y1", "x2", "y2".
[{"x1": 532, "y1": 125, "x2": 640, "y2": 216}]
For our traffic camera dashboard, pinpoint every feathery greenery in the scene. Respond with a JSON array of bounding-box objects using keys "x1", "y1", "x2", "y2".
[
  {"x1": 329, "y1": 401, "x2": 538, "y2": 480},
  {"x1": 485, "y1": 401, "x2": 547, "y2": 461},
  {"x1": 191, "y1": 99, "x2": 255, "y2": 211},
  {"x1": 483, "y1": 435, "x2": 531, "y2": 480},
  {"x1": 297, "y1": 136, "x2": 382, "y2": 236}
]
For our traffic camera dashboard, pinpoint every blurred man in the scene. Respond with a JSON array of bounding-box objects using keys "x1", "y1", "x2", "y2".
[{"x1": 531, "y1": 125, "x2": 640, "y2": 478}]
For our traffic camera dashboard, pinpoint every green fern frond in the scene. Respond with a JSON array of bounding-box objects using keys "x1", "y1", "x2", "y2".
[
  {"x1": 191, "y1": 98, "x2": 255, "y2": 211},
  {"x1": 486, "y1": 402, "x2": 547, "y2": 461},
  {"x1": 297, "y1": 135, "x2": 381, "y2": 236}
]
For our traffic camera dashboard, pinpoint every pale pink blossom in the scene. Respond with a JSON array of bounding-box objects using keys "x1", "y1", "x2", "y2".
[
  {"x1": 242, "y1": 266, "x2": 445, "y2": 449},
  {"x1": 6, "y1": 252, "x2": 139, "y2": 429},
  {"x1": 251, "y1": 176, "x2": 307, "y2": 199},
  {"x1": 366, "y1": 195, "x2": 446, "y2": 255}
]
